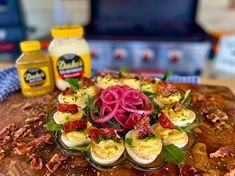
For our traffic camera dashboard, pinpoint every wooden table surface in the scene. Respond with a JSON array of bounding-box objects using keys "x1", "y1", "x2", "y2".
[{"x1": 0, "y1": 62, "x2": 235, "y2": 94}]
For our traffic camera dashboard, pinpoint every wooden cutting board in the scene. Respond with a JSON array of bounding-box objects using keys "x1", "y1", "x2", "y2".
[{"x1": 1, "y1": 84, "x2": 235, "y2": 176}]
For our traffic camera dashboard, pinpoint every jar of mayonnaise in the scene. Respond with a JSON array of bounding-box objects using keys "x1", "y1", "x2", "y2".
[{"x1": 49, "y1": 26, "x2": 91, "y2": 91}]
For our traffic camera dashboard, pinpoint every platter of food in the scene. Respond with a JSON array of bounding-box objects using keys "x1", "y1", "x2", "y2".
[{"x1": 0, "y1": 71, "x2": 235, "y2": 176}]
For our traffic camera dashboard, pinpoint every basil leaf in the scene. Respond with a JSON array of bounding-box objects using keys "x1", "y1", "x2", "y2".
[
  {"x1": 181, "y1": 89, "x2": 191, "y2": 103},
  {"x1": 162, "y1": 70, "x2": 173, "y2": 81},
  {"x1": 106, "y1": 119, "x2": 120, "y2": 128},
  {"x1": 119, "y1": 66, "x2": 129, "y2": 73},
  {"x1": 143, "y1": 91, "x2": 155, "y2": 101},
  {"x1": 71, "y1": 143, "x2": 91, "y2": 151},
  {"x1": 160, "y1": 144, "x2": 185, "y2": 164},
  {"x1": 66, "y1": 78, "x2": 80, "y2": 91},
  {"x1": 44, "y1": 122, "x2": 63, "y2": 131},
  {"x1": 175, "y1": 126, "x2": 190, "y2": 133}
]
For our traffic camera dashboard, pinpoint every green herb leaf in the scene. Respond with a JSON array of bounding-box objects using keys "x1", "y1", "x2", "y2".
[
  {"x1": 23, "y1": 156, "x2": 32, "y2": 164},
  {"x1": 143, "y1": 91, "x2": 155, "y2": 101},
  {"x1": 149, "y1": 105, "x2": 161, "y2": 124},
  {"x1": 175, "y1": 126, "x2": 190, "y2": 133},
  {"x1": 160, "y1": 144, "x2": 185, "y2": 164},
  {"x1": 44, "y1": 122, "x2": 63, "y2": 131},
  {"x1": 106, "y1": 119, "x2": 120, "y2": 128},
  {"x1": 145, "y1": 134, "x2": 157, "y2": 140},
  {"x1": 71, "y1": 143, "x2": 91, "y2": 151},
  {"x1": 119, "y1": 66, "x2": 129, "y2": 73},
  {"x1": 66, "y1": 78, "x2": 80, "y2": 91},
  {"x1": 181, "y1": 89, "x2": 191, "y2": 103},
  {"x1": 162, "y1": 70, "x2": 173, "y2": 81},
  {"x1": 125, "y1": 138, "x2": 133, "y2": 146}
]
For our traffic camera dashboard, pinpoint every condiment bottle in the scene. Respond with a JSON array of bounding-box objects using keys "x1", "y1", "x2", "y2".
[
  {"x1": 16, "y1": 41, "x2": 55, "y2": 97},
  {"x1": 49, "y1": 25, "x2": 91, "y2": 91}
]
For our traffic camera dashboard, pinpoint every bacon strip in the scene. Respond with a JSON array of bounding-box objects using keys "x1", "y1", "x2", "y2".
[
  {"x1": 0, "y1": 123, "x2": 16, "y2": 137},
  {"x1": 209, "y1": 146, "x2": 232, "y2": 158},
  {"x1": 0, "y1": 147, "x2": 4, "y2": 160},
  {"x1": 80, "y1": 77, "x2": 94, "y2": 87},
  {"x1": 64, "y1": 119, "x2": 88, "y2": 133},
  {"x1": 88, "y1": 128, "x2": 120, "y2": 143},
  {"x1": 134, "y1": 116, "x2": 154, "y2": 139},
  {"x1": 62, "y1": 87, "x2": 76, "y2": 96},
  {"x1": 225, "y1": 168, "x2": 235, "y2": 176},
  {"x1": 173, "y1": 102, "x2": 184, "y2": 112},
  {"x1": 46, "y1": 154, "x2": 68, "y2": 173},
  {"x1": 158, "y1": 80, "x2": 177, "y2": 97},
  {"x1": 56, "y1": 103, "x2": 78, "y2": 114},
  {"x1": 28, "y1": 153, "x2": 43, "y2": 170},
  {"x1": 15, "y1": 134, "x2": 51, "y2": 155},
  {"x1": 14, "y1": 128, "x2": 32, "y2": 141}
]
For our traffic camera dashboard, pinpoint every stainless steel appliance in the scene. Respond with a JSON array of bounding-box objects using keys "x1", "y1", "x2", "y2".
[{"x1": 86, "y1": 0, "x2": 211, "y2": 75}]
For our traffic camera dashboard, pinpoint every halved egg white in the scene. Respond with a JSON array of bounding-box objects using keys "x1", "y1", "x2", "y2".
[
  {"x1": 152, "y1": 123, "x2": 188, "y2": 148},
  {"x1": 53, "y1": 109, "x2": 83, "y2": 125},
  {"x1": 61, "y1": 131, "x2": 91, "y2": 148},
  {"x1": 90, "y1": 139, "x2": 125, "y2": 165},
  {"x1": 58, "y1": 93, "x2": 87, "y2": 109},
  {"x1": 125, "y1": 130, "x2": 162, "y2": 165},
  {"x1": 169, "y1": 109, "x2": 196, "y2": 127},
  {"x1": 53, "y1": 111, "x2": 63, "y2": 124}
]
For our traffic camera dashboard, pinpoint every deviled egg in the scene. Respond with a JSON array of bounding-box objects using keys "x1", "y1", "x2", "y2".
[
  {"x1": 152, "y1": 123, "x2": 188, "y2": 148},
  {"x1": 61, "y1": 131, "x2": 91, "y2": 148},
  {"x1": 58, "y1": 91, "x2": 87, "y2": 109},
  {"x1": 53, "y1": 106, "x2": 84, "y2": 124},
  {"x1": 96, "y1": 73, "x2": 120, "y2": 89},
  {"x1": 162, "y1": 108, "x2": 196, "y2": 127},
  {"x1": 140, "y1": 77, "x2": 157, "y2": 93},
  {"x1": 125, "y1": 130, "x2": 162, "y2": 164},
  {"x1": 90, "y1": 139, "x2": 125, "y2": 165}
]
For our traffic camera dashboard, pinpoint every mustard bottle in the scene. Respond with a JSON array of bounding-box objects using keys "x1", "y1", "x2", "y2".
[
  {"x1": 16, "y1": 41, "x2": 55, "y2": 97},
  {"x1": 48, "y1": 26, "x2": 91, "y2": 91}
]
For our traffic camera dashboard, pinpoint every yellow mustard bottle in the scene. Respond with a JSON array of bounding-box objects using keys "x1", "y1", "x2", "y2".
[
  {"x1": 16, "y1": 41, "x2": 55, "y2": 97},
  {"x1": 49, "y1": 26, "x2": 91, "y2": 91}
]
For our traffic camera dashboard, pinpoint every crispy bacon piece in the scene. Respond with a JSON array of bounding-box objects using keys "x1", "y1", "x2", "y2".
[
  {"x1": 134, "y1": 116, "x2": 154, "y2": 139},
  {"x1": 97, "y1": 72, "x2": 118, "y2": 78},
  {"x1": 225, "y1": 168, "x2": 235, "y2": 176},
  {"x1": 173, "y1": 102, "x2": 184, "y2": 112},
  {"x1": 0, "y1": 123, "x2": 16, "y2": 137},
  {"x1": 46, "y1": 154, "x2": 68, "y2": 173},
  {"x1": 207, "y1": 109, "x2": 229, "y2": 131},
  {"x1": 157, "y1": 80, "x2": 177, "y2": 97},
  {"x1": 28, "y1": 153, "x2": 43, "y2": 170},
  {"x1": 158, "y1": 112, "x2": 175, "y2": 129},
  {"x1": 14, "y1": 128, "x2": 32, "y2": 141},
  {"x1": 179, "y1": 165, "x2": 203, "y2": 176},
  {"x1": 22, "y1": 102, "x2": 33, "y2": 110},
  {"x1": 15, "y1": 134, "x2": 51, "y2": 155},
  {"x1": 228, "y1": 109, "x2": 235, "y2": 117},
  {"x1": 64, "y1": 119, "x2": 88, "y2": 133},
  {"x1": 209, "y1": 146, "x2": 232, "y2": 158},
  {"x1": 80, "y1": 77, "x2": 94, "y2": 87},
  {"x1": 0, "y1": 147, "x2": 4, "y2": 160},
  {"x1": 88, "y1": 128, "x2": 119, "y2": 143},
  {"x1": 119, "y1": 71, "x2": 139, "y2": 79},
  {"x1": 56, "y1": 103, "x2": 78, "y2": 114},
  {"x1": 62, "y1": 87, "x2": 76, "y2": 96},
  {"x1": 140, "y1": 76, "x2": 155, "y2": 83},
  {"x1": 25, "y1": 116, "x2": 42, "y2": 124}
]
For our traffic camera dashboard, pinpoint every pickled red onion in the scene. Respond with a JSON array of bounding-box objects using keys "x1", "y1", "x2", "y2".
[{"x1": 90, "y1": 85, "x2": 154, "y2": 130}]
